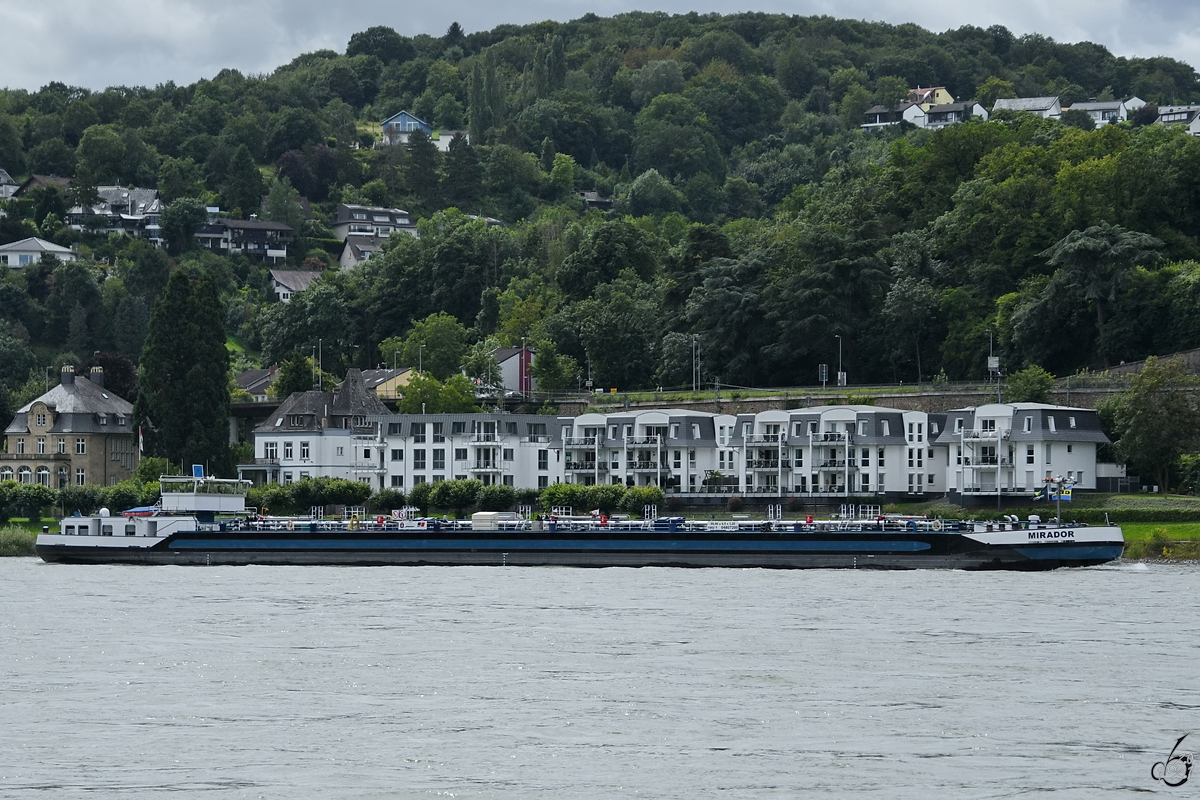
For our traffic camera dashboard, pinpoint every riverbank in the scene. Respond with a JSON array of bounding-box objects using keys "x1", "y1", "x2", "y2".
[{"x1": 0, "y1": 526, "x2": 37, "y2": 557}]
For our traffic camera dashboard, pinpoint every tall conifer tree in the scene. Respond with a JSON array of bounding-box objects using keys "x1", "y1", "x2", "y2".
[{"x1": 135, "y1": 270, "x2": 231, "y2": 475}]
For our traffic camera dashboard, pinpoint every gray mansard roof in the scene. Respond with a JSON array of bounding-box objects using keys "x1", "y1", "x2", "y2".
[
  {"x1": 7, "y1": 372, "x2": 134, "y2": 435},
  {"x1": 934, "y1": 404, "x2": 1109, "y2": 445}
]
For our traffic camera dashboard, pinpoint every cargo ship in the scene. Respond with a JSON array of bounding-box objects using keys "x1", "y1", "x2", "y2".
[{"x1": 35, "y1": 476, "x2": 1124, "y2": 570}]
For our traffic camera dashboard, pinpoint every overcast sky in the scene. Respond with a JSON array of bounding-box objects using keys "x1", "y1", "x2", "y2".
[{"x1": 1, "y1": 0, "x2": 1197, "y2": 92}]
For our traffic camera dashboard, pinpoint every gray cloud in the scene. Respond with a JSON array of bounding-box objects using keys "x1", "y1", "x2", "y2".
[{"x1": 0, "y1": 0, "x2": 1197, "y2": 91}]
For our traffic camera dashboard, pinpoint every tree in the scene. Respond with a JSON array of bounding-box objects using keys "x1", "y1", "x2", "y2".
[
  {"x1": 398, "y1": 312, "x2": 470, "y2": 379},
  {"x1": 404, "y1": 128, "x2": 441, "y2": 204},
  {"x1": 430, "y1": 478, "x2": 482, "y2": 517},
  {"x1": 160, "y1": 197, "x2": 207, "y2": 255},
  {"x1": 407, "y1": 480, "x2": 432, "y2": 513},
  {"x1": 395, "y1": 372, "x2": 477, "y2": 413},
  {"x1": 76, "y1": 352, "x2": 139, "y2": 403},
  {"x1": 1039, "y1": 223, "x2": 1163, "y2": 365},
  {"x1": 271, "y1": 354, "x2": 325, "y2": 398},
  {"x1": 477, "y1": 483, "x2": 515, "y2": 511},
  {"x1": 347, "y1": 26, "x2": 414, "y2": 64},
  {"x1": 531, "y1": 340, "x2": 579, "y2": 398},
  {"x1": 461, "y1": 338, "x2": 503, "y2": 395},
  {"x1": 1005, "y1": 365, "x2": 1055, "y2": 403},
  {"x1": 1098, "y1": 356, "x2": 1200, "y2": 492},
  {"x1": 975, "y1": 76, "x2": 1017, "y2": 108},
  {"x1": 1060, "y1": 109, "x2": 1096, "y2": 131},
  {"x1": 222, "y1": 145, "x2": 264, "y2": 217},
  {"x1": 626, "y1": 168, "x2": 683, "y2": 217},
  {"x1": 263, "y1": 176, "x2": 305, "y2": 230},
  {"x1": 873, "y1": 76, "x2": 910, "y2": 112},
  {"x1": 135, "y1": 270, "x2": 231, "y2": 475},
  {"x1": 442, "y1": 134, "x2": 482, "y2": 208},
  {"x1": 634, "y1": 94, "x2": 725, "y2": 183}
]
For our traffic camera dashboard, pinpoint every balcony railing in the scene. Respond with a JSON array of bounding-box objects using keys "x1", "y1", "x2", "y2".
[
  {"x1": 747, "y1": 459, "x2": 791, "y2": 470},
  {"x1": 746, "y1": 434, "x2": 786, "y2": 444},
  {"x1": 818, "y1": 460, "x2": 847, "y2": 468},
  {"x1": 629, "y1": 461, "x2": 660, "y2": 470},
  {"x1": 563, "y1": 436, "x2": 602, "y2": 447},
  {"x1": 469, "y1": 463, "x2": 502, "y2": 473},
  {"x1": 565, "y1": 461, "x2": 607, "y2": 471},
  {"x1": 471, "y1": 433, "x2": 501, "y2": 443},
  {"x1": 810, "y1": 432, "x2": 850, "y2": 443},
  {"x1": 961, "y1": 429, "x2": 1009, "y2": 440},
  {"x1": 522, "y1": 435, "x2": 551, "y2": 444},
  {"x1": 626, "y1": 436, "x2": 661, "y2": 446}
]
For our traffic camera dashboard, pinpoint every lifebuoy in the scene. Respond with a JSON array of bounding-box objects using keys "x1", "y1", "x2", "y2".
[
  {"x1": 377, "y1": 515, "x2": 385, "y2": 526},
  {"x1": 286, "y1": 520, "x2": 295, "y2": 531},
  {"x1": 931, "y1": 520, "x2": 944, "y2": 532}
]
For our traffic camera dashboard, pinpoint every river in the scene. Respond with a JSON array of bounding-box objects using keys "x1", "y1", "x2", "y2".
[{"x1": 0, "y1": 558, "x2": 1193, "y2": 798}]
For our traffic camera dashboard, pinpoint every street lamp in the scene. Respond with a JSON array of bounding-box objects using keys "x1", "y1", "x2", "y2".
[{"x1": 835, "y1": 334, "x2": 844, "y2": 387}]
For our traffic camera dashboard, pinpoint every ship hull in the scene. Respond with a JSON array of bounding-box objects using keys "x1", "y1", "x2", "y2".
[{"x1": 36, "y1": 528, "x2": 1125, "y2": 570}]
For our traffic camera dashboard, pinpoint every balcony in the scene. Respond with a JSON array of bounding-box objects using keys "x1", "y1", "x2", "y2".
[
  {"x1": 629, "y1": 460, "x2": 660, "y2": 471},
  {"x1": 747, "y1": 459, "x2": 791, "y2": 470},
  {"x1": 810, "y1": 432, "x2": 851, "y2": 443},
  {"x1": 471, "y1": 433, "x2": 502, "y2": 443},
  {"x1": 565, "y1": 461, "x2": 607, "y2": 472},
  {"x1": 818, "y1": 460, "x2": 847, "y2": 468},
  {"x1": 563, "y1": 436, "x2": 603, "y2": 447},
  {"x1": 522, "y1": 435, "x2": 551, "y2": 444},
  {"x1": 469, "y1": 463, "x2": 503, "y2": 473},
  {"x1": 961, "y1": 429, "x2": 1010, "y2": 441},
  {"x1": 626, "y1": 436, "x2": 661, "y2": 446},
  {"x1": 745, "y1": 433, "x2": 786, "y2": 445}
]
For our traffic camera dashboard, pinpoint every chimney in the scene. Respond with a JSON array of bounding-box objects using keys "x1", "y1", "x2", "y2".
[
  {"x1": 90, "y1": 366, "x2": 105, "y2": 388},
  {"x1": 60, "y1": 366, "x2": 75, "y2": 386}
]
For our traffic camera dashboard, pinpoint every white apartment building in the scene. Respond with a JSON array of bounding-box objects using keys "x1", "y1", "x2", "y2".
[
  {"x1": 559, "y1": 406, "x2": 950, "y2": 499},
  {"x1": 376, "y1": 413, "x2": 563, "y2": 490},
  {"x1": 935, "y1": 403, "x2": 1109, "y2": 500}
]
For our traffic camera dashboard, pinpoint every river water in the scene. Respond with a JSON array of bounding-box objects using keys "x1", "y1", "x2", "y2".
[{"x1": 0, "y1": 558, "x2": 1194, "y2": 798}]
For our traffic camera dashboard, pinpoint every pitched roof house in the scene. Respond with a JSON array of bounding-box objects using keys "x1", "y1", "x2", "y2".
[
  {"x1": 238, "y1": 369, "x2": 391, "y2": 487},
  {"x1": 65, "y1": 186, "x2": 164, "y2": 244},
  {"x1": 379, "y1": 111, "x2": 470, "y2": 152},
  {"x1": 925, "y1": 102, "x2": 989, "y2": 129},
  {"x1": 992, "y1": 96, "x2": 1062, "y2": 119},
  {"x1": 194, "y1": 218, "x2": 294, "y2": 263},
  {"x1": 0, "y1": 169, "x2": 17, "y2": 200},
  {"x1": 338, "y1": 234, "x2": 385, "y2": 269},
  {"x1": 3, "y1": 366, "x2": 137, "y2": 488},
  {"x1": 861, "y1": 102, "x2": 927, "y2": 130},
  {"x1": 268, "y1": 269, "x2": 323, "y2": 302},
  {"x1": 0, "y1": 237, "x2": 77, "y2": 268},
  {"x1": 331, "y1": 203, "x2": 416, "y2": 241}
]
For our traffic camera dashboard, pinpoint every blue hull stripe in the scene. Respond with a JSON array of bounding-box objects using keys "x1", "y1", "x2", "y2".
[
  {"x1": 1015, "y1": 545, "x2": 1125, "y2": 561},
  {"x1": 170, "y1": 537, "x2": 933, "y2": 553}
]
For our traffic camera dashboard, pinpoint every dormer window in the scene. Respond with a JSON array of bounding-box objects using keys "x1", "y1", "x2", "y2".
[
  {"x1": 35, "y1": 413, "x2": 47, "y2": 427},
  {"x1": 98, "y1": 414, "x2": 107, "y2": 425},
  {"x1": 288, "y1": 415, "x2": 305, "y2": 427}
]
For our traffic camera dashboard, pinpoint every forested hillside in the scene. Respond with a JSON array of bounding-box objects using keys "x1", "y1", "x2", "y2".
[{"x1": 2, "y1": 11, "x2": 1200, "y2": 417}]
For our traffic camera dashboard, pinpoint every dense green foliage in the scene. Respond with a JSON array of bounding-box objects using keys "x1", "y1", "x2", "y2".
[{"x1": 2, "y1": 11, "x2": 1200, "y2": 416}]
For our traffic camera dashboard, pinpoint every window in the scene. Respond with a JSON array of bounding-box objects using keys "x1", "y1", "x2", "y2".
[
  {"x1": 673, "y1": 450, "x2": 682, "y2": 469},
  {"x1": 390, "y1": 475, "x2": 404, "y2": 487},
  {"x1": 453, "y1": 448, "x2": 466, "y2": 461},
  {"x1": 413, "y1": 449, "x2": 426, "y2": 469},
  {"x1": 75, "y1": 438, "x2": 86, "y2": 455},
  {"x1": 1067, "y1": 444, "x2": 1073, "y2": 454},
  {"x1": 391, "y1": 449, "x2": 404, "y2": 461},
  {"x1": 917, "y1": 422, "x2": 923, "y2": 442},
  {"x1": 1077, "y1": 471, "x2": 1084, "y2": 485},
  {"x1": 452, "y1": 421, "x2": 466, "y2": 434},
  {"x1": 300, "y1": 442, "x2": 310, "y2": 460},
  {"x1": 809, "y1": 421, "x2": 818, "y2": 435},
  {"x1": 861, "y1": 448, "x2": 869, "y2": 466},
  {"x1": 16, "y1": 439, "x2": 24, "y2": 454},
  {"x1": 1023, "y1": 416, "x2": 1032, "y2": 433},
  {"x1": 1027, "y1": 445, "x2": 1035, "y2": 464},
  {"x1": 670, "y1": 424, "x2": 679, "y2": 439},
  {"x1": 506, "y1": 422, "x2": 518, "y2": 435},
  {"x1": 1048, "y1": 417, "x2": 1057, "y2": 433},
  {"x1": 877, "y1": 448, "x2": 885, "y2": 467},
  {"x1": 412, "y1": 423, "x2": 426, "y2": 442},
  {"x1": 432, "y1": 422, "x2": 445, "y2": 442},
  {"x1": 432, "y1": 449, "x2": 445, "y2": 470},
  {"x1": 57, "y1": 438, "x2": 65, "y2": 454},
  {"x1": 284, "y1": 442, "x2": 293, "y2": 459},
  {"x1": 0, "y1": 467, "x2": 10, "y2": 481},
  {"x1": 1069, "y1": 416, "x2": 1077, "y2": 429},
  {"x1": 538, "y1": 475, "x2": 549, "y2": 489},
  {"x1": 861, "y1": 473, "x2": 870, "y2": 490},
  {"x1": 264, "y1": 441, "x2": 278, "y2": 459},
  {"x1": 858, "y1": 420, "x2": 867, "y2": 436},
  {"x1": 907, "y1": 422, "x2": 914, "y2": 442},
  {"x1": 931, "y1": 422, "x2": 939, "y2": 434},
  {"x1": 538, "y1": 450, "x2": 548, "y2": 470},
  {"x1": 1045, "y1": 445, "x2": 1052, "y2": 465},
  {"x1": 609, "y1": 425, "x2": 619, "y2": 440},
  {"x1": 288, "y1": 415, "x2": 305, "y2": 427},
  {"x1": 881, "y1": 421, "x2": 890, "y2": 436},
  {"x1": 363, "y1": 448, "x2": 372, "y2": 460},
  {"x1": 908, "y1": 448, "x2": 914, "y2": 468},
  {"x1": 75, "y1": 468, "x2": 86, "y2": 485},
  {"x1": 36, "y1": 466, "x2": 49, "y2": 486},
  {"x1": 35, "y1": 412, "x2": 46, "y2": 427},
  {"x1": 502, "y1": 448, "x2": 514, "y2": 461},
  {"x1": 36, "y1": 437, "x2": 45, "y2": 454},
  {"x1": 692, "y1": 424, "x2": 701, "y2": 439},
  {"x1": 388, "y1": 422, "x2": 404, "y2": 435},
  {"x1": 981, "y1": 419, "x2": 996, "y2": 432},
  {"x1": 954, "y1": 418, "x2": 963, "y2": 433},
  {"x1": 99, "y1": 414, "x2": 107, "y2": 425},
  {"x1": 503, "y1": 475, "x2": 515, "y2": 487},
  {"x1": 795, "y1": 449, "x2": 804, "y2": 467},
  {"x1": 743, "y1": 423, "x2": 752, "y2": 438},
  {"x1": 336, "y1": 446, "x2": 344, "y2": 456}
]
